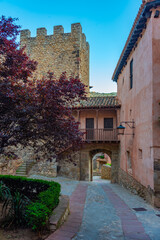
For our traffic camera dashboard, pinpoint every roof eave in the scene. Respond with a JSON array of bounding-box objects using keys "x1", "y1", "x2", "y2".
[
  {"x1": 112, "y1": 0, "x2": 160, "y2": 82},
  {"x1": 72, "y1": 105, "x2": 121, "y2": 110}
]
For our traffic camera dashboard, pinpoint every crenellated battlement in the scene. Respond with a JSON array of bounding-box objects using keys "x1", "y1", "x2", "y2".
[
  {"x1": 20, "y1": 23, "x2": 89, "y2": 91},
  {"x1": 20, "y1": 23, "x2": 89, "y2": 49}
]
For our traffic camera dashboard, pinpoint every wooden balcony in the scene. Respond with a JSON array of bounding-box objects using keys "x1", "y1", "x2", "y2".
[{"x1": 80, "y1": 128, "x2": 118, "y2": 142}]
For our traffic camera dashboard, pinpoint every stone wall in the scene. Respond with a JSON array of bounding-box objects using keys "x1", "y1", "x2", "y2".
[
  {"x1": 57, "y1": 152, "x2": 81, "y2": 180},
  {"x1": 154, "y1": 159, "x2": 160, "y2": 207},
  {"x1": 0, "y1": 144, "x2": 35, "y2": 175},
  {"x1": 118, "y1": 168, "x2": 154, "y2": 205},
  {"x1": 0, "y1": 155, "x2": 23, "y2": 175},
  {"x1": 20, "y1": 23, "x2": 89, "y2": 92},
  {"x1": 0, "y1": 143, "x2": 58, "y2": 177},
  {"x1": 101, "y1": 165, "x2": 111, "y2": 180},
  {"x1": 111, "y1": 148, "x2": 120, "y2": 183},
  {"x1": 29, "y1": 160, "x2": 57, "y2": 177}
]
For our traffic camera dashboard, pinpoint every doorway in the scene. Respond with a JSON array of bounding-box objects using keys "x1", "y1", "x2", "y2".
[
  {"x1": 90, "y1": 150, "x2": 112, "y2": 181},
  {"x1": 86, "y1": 118, "x2": 94, "y2": 140}
]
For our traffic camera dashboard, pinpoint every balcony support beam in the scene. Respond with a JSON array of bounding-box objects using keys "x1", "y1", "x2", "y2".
[{"x1": 96, "y1": 110, "x2": 99, "y2": 130}]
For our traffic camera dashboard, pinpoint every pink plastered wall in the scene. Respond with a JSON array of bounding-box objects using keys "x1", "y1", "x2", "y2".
[
  {"x1": 117, "y1": 12, "x2": 155, "y2": 189},
  {"x1": 152, "y1": 8, "x2": 160, "y2": 162}
]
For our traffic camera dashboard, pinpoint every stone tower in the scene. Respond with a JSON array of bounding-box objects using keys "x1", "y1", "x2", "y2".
[{"x1": 20, "y1": 23, "x2": 89, "y2": 91}]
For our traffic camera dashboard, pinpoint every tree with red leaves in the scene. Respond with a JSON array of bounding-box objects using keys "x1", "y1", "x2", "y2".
[{"x1": 0, "y1": 16, "x2": 86, "y2": 158}]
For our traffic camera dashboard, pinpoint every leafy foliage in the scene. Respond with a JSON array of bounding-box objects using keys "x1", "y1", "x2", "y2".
[
  {"x1": 38, "y1": 189, "x2": 59, "y2": 212},
  {"x1": 0, "y1": 15, "x2": 37, "y2": 153},
  {"x1": 2, "y1": 191, "x2": 30, "y2": 226},
  {"x1": 26, "y1": 202, "x2": 50, "y2": 231},
  {"x1": 0, "y1": 175, "x2": 61, "y2": 230},
  {"x1": 0, "y1": 175, "x2": 60, "y2": 200},
  {"x1": 90, "y1": 92, "x2": 117, "y2": 97},
  {"x1": 0, "y1": 181, "x2": 11, "y2": 202},
  {"x1": 106, "y1": 163, "x2": 111, "y2": 166},
  {"x1": 0, "y1": 16, "x2": 86, "y2": 157}
]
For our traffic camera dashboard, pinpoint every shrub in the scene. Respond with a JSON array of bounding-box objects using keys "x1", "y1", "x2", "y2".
[
  {"x1": 106, "y1": 163, "x2": 111, "y2": 167},
  {"x1": 0, "y1": 175, "x2": 61, "y2": 230},
  {"x1": 2, "y1": 191, "x2": 30, "y2": 226},
  {"x1": 0, "y1": 181, "x2": 11, "y2": 202},
  {"x1": 26, "y1": 202, "x2": 50, "y2": 231},
  {"x1": 0, "y1": 175, "x2": 60, "y2": 200},
  {"x1": 38, "y1": 189, "x2": 59, "y2": 212}
]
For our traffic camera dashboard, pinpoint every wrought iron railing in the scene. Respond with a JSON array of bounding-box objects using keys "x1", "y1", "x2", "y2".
[{"x1": 80, "y1": 128, "x2": 118, "y2": 142}]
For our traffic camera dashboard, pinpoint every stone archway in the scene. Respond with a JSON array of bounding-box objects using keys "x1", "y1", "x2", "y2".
[
  {"x1": 79, "y1": 143, "x2": 120, "y2": 183},
  {"x1": 89, "y1": 149, "x2": 112, "y2": 181}
]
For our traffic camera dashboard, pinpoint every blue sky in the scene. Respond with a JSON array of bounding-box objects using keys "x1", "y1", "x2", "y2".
[{"x1": 0, "y1": 0, "x2": 141, "y2": 93}]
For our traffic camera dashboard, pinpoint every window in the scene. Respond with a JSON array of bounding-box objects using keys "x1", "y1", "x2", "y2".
[
  {"x1": 104, "y1": 118, "x2": 113, "y2": 129},
  {"x1": 130, "y1": 59, "x2": 133, "y2": 89},
  {"x1": 138, "y1": 149, "x2": 143, "y2": 159},
  {"x1": 86, "y1": 118, "x2": 94, "y2": 129},
  {"x1": 130, "y1": 109, "x2": 132, "y2": 118},
  {"x1": 127, "y1": 151, "x2": 132, "y2": 174}
]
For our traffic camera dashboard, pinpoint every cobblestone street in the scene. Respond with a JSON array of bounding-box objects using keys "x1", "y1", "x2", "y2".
[{"x1": 31, "y1": 176, "x2": 160, "y2": 240}]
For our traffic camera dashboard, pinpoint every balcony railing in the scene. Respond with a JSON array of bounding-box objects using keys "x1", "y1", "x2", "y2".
[{"x1": 80, "y1": 128, "x2": 118, "y2": 142}]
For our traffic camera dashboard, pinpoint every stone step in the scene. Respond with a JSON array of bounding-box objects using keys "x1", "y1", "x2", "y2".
[
  {"x1": 16, "y1": 173, "x2": 27, "y2": 176},
  {"x1": 16, "y1": 160, "x2": 36, "y2": 176}
]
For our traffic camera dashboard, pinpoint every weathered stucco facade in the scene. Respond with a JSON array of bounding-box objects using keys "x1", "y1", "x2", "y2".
[
  {"x1": 20, "y1": 23, "x2": 89, "y2": 91},
  {"x1": 113, "y1": 0, "x2": 160, "y2": 207},
  {"x1": 58, "y1": 97, "x2": 120, "y2": 182}
]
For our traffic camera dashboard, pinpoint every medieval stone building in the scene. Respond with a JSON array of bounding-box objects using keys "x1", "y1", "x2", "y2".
[
  {"x1": 20, "y1": 23, "x2": 89, "y2": 91},
  {"x1": 11, "y1": 0, "x2": 160, "y2": 208}
]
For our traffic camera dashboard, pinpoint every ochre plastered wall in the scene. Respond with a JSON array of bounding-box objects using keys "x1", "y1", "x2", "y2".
[{"x1": 20, "y1": 23, "x2": 89, "y2": 91}]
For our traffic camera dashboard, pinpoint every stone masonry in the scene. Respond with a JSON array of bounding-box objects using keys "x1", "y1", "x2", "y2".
[
  {"x1": 20, "y1": 23, "x2": 89, "y2": 91},
  {"x1": 118, "y1": 168, "x2": 154, "y2": 205},
  {"x1": 101, "y1": 165, "x2": 111, "y2": 180}
]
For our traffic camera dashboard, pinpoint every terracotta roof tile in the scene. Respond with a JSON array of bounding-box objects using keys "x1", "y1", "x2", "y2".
[{"x1": 73, "y1": 97, "x2": 121, "y2": 109}]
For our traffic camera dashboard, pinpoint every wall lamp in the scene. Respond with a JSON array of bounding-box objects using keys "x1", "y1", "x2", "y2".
[{"x1": 117, "y1": 120, "x2": 135, "y2": 136}]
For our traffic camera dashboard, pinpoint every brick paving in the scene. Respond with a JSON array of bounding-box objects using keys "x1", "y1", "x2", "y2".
[
  {"x1": 102, "y1": 185, "x2": 151, "y2": 240},
  {"x1": 46, "y1": 183, "x2": 88, "y2": 240}
]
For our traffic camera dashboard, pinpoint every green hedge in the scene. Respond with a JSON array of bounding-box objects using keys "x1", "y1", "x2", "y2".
[{"x1": 0, "y1": 175, "x2": 61, "y2": 230}]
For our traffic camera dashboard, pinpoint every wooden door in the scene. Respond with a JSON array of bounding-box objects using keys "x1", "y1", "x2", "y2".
[{"x1": 86, "y1": 118, "x2": 94, "y2": 140}]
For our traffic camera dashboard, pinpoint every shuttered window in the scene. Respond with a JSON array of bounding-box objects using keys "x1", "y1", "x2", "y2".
[{"x1": 104, "y1": 118, "x2": 113, "y2": 129}]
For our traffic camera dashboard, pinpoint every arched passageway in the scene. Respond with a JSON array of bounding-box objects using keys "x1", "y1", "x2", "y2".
[
  {"x1": 92, "y1": 152, "x2": 111, "y2": 181},
  {"x1": 90, "y1": 149, "x2": 112, "y2": 181},
  {"x1": 79, "y1": 143, "x2": 120, "y2": 183},
  {"x1": 57, "y1": 143, "x2": 120, "y2": 183}
]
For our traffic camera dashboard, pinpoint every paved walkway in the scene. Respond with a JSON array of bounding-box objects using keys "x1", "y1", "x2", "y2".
[{"x1": 30, "y1": 175, "x2": 160, "y2": 240}]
